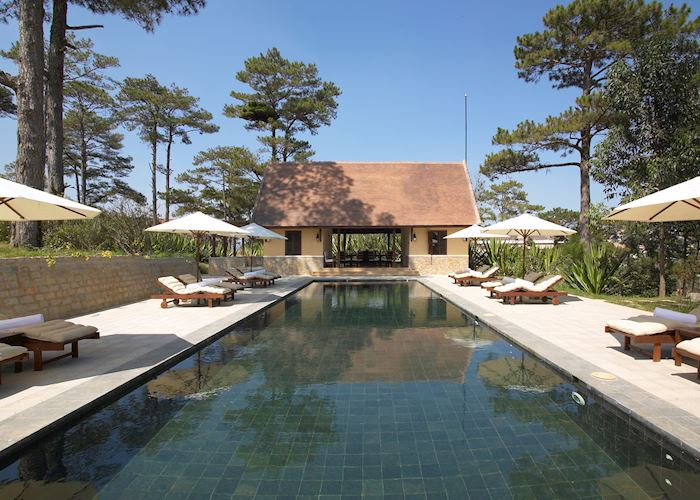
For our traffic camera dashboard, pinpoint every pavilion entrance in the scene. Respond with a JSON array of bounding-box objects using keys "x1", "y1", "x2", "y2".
[{"x1": 324, "y1": 228, "x2": 409, "y2": 268}]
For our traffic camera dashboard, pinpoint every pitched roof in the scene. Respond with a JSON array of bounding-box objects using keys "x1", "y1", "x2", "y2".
[{"x1": 252, "y1": 162, "x2": 480, "y2": 227}]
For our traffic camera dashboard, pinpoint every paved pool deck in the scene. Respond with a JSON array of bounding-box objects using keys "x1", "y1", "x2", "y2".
[
  {"x1": 0, "y1": 277, "x2": 313, "y2": 461},
  {"x1": 1, "y1": 275, "x2": 700, "y2": 466},
  {"x1": 421, "y1": 276, "x2": 700, "y2": 461}
]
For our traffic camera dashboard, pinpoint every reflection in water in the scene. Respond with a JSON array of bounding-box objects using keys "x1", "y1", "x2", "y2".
[{"x1": 0, "y1": 282, "x2": 698, "y2": 499}]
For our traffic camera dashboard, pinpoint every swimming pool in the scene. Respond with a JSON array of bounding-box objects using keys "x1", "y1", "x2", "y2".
[{"x1": 0, "y1": 281, "x2": 699, "y2": 498}]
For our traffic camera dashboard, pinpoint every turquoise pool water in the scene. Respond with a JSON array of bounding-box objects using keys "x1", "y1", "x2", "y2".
[{"x1": 0, "y1": 281, "x2": 699, "y2": 499}]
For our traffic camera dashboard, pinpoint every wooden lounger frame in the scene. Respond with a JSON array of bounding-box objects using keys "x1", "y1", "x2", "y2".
[
  {"x1": 153, "y1": 282, "x2": 234, "y2": 309},
  {"x1": 605, "y1": 325, "x2": 675, "y2": 363},
  {"x1": 24, "y1": 331, "x2": 100, "y2": 371},
  {"x1": 455, "y1": 275, "x2": 498, "y2": 287},
  {"x1": 0, "y1": 351, "x2": 27, "y2": 383},
  {"x1": 494, "y1": 289, "x2": 568, "y2": 305},
  {"x1": 225, "y1": 270, "x2": 271, "y2": 287},
  {"x1": 673, "y1": 344, "x2": 700, "y2": 378}
]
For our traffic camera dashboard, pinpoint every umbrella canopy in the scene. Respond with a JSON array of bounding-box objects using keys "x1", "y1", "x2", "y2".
[
  {"x1": 0, "y1": 177, "x2": 101, "y2": 221},
  {"x1": 145, "y1": 212, "x2": 249, "y2": 279},
  {"x1": 240, "y1": 222, "x2": 286, "y2": 272},
  {"x1": 444, "y1": 225, "x2": 508, "y2": 239},
  {"x1": 477, "y1": 355, "x2": 564, "y2": 393},
  {"x1": 481, "y1": 214, "x2": 576, "y2": 276},
  {"x1": 605, "y1": 176, "x2": 700, "y2": 222},
  {"x1": 144, "y1": 211, "x2": 249, "y2": 237}
]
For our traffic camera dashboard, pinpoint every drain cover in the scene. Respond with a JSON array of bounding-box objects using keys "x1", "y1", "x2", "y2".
[{"x1": 591, "y1": 371, "x2": 617, "y2": 381}]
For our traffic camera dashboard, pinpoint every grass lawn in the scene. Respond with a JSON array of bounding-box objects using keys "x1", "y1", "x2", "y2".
[{"x1": 561, "y1": 286, "x2": 699, "y2": 313}]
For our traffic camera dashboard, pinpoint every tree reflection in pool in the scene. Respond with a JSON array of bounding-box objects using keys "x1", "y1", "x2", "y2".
[{"x1": 0, "y1": 282, "x2": 698, "y2": 499}]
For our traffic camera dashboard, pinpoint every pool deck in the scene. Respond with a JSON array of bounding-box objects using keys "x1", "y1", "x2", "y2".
[
  {"x1": 0, "y1": 276, "x2": 313, "y2": 461},
  {"x1": 2, "y1": 275, "x2": 700, "y2": 466},
  {"x1": 421, "y1": 275, "x2": 700, "y2": 461}
]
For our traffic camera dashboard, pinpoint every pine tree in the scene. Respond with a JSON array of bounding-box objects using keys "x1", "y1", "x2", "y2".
[
  {"x1": 170, "y1": 146, "x2": 263, "y2": 221},
  {"x1": 117, "y1": 75, "x2": 168, "y2": 224},
  {"x1": 481, "y1": 0, "x2": 697, "y2": 247},
  {"x1": 159, "y1": 85, "x2": 218, "y2": 220},
  {"x1": 224, "y1": 48, "x2": 341, "y2": 162}
]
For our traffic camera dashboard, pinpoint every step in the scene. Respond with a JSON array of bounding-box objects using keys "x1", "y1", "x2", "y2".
[{"x1": 312, "y1": 268, "x2": 420, "y2": 276}]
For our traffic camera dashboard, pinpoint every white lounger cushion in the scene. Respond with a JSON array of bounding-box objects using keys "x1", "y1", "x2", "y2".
[
  {"x1": 0, "y1": 314, "x2": 44, "y2": 334},
  {"x1": 0, "y1": 343, "x2": 27, "y2": 361},
  {"x1": 9, "y1": 319, "x2": 99, "y2": 343},
  {"x1": 606, "y1": 318, "x2": 670, "y2": 337},
  {"x1": 676, "y1": 338, "x2": 700, "y2": 356},
  {"x1": 495, "y1": 275, "x2": 563, "y2": 294},
  {"x1": 482, "y1": 277, "x2": 516, "y2": 289},
  {"x1": 159, "y1": 276, "x2": 228, "y2": 295},
  {"x1": 455, "y1": 266, "x2": 499, "y2": 279},
  {"x1": 653, "y1": 307, "x2": 698, "y2": 325}
]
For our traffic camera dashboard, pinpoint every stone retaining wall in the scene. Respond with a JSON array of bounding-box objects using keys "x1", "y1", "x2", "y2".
[
  {"x1": 408, "y1": 255, "x2": 468, "y2": 275},
  {"x1": 0, "y1": 256, "x2": 194, "y2": 320}
]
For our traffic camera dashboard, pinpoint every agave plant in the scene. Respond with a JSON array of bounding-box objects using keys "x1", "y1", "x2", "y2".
[
  {"x1": 481, "y1": 239, "x2": 520, "y2": 276},
  {"x1": 567, "y1": 243, "x2": 625, "y2": 294}
]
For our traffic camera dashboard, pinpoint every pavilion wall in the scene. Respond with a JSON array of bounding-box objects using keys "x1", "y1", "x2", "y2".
[{"x1": 0, "y1": 256, "x2": 194, "y2": 320}]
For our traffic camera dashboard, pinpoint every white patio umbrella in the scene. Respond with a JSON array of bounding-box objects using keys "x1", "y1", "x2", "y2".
[
  {"x1": 445, "y1": 225, "x2": 507, "y2": 270},
  {"x1": 0, "y1": 177, "x2": 101, "y2": 221},
  {"x1": 481, "y1": 214, "x2": 576, "y2": 276},
  {"x1": 145, "y1": 212, "x2": 249, "y2": 280},
  {"x1": 240, "y1": 223, "x2": 286, "y2": 272},
  {"x1": 604, "y1": 176, "x2": 700, "y2": 221}
]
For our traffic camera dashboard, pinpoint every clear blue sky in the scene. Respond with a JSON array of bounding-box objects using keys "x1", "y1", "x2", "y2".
[{"x1": 1, "y1": 0, "x2": 697, "y2": 214}]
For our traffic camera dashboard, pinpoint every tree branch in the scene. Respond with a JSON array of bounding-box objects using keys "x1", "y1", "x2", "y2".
[
  {"x1": 67, "y1": 24, "x2": 104, "y2": 31},
  {"x1": 0, "y1": 70, "x2": 17, "y2": 93}
]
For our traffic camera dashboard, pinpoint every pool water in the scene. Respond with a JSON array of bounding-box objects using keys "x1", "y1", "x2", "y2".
[{"x1": 0, "y1": 282, "x2": 699, "y2": 499}]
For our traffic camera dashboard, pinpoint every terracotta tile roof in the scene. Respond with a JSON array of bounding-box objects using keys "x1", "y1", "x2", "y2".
[{"x1": 252, "y1": 162, "x2": 480, "y2": 227}]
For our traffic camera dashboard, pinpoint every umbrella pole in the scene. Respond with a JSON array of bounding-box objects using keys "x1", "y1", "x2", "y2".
[
  {"x1": 250, "y1": 238, "x2": 253, "y2": 272},
  {"x1": 521, "y1": 232, "x2": 527, "y2": 278},
  {"x1": 195, "y1": 235, "x2": 201, "y2": 281}
]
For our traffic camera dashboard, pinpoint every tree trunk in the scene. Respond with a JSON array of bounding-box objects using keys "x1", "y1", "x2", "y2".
[
  {"x1": 164, "y1": 129, "x2": 173, "y2": 220},
  {"x1": 12, "y1": 0, "x2": 45, "y2": 247},
  {"x1": 578, "y1": 137, "x2": 592, "y2": 249},
  {"x1": 80, "y1": 128, "x2": 88, "y2": 204},
  {"x1": 658, "y1": 222, "x2": 666, "y2": 297},
  {"x1": 46, "y1": 0, "x2": 67, "y2": 196},
  {"x1": 150, "y1": 128, "x2": 158, "y2": 224}
]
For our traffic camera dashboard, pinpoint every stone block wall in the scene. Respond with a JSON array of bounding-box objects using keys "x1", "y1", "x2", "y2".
[
  {"x1": 210, "y1": 256, "x2": 323, "y2": 276},
  {"x1": 0, "y1": 256, "x2": 194, "y2": 320},
  {"x1": 408, "y1": 255, "x2": 469, "y2": 275}
]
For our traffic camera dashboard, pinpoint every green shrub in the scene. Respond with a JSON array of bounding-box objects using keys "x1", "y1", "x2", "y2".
[{"x1": 567, "y1": 243, "x2": 625, "y2": 294}]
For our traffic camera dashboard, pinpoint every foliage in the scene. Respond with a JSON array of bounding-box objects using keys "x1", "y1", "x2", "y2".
[
  {"x1": 594, "y1": 31, "x2": 700, "y2": 200},
  {"x1": 62, "y1": 37, "x2": 143, "y2": 205},
  {"x1": 671, "y1": 257, "x2": 700, "y2": 295},
  {"x1": 224, "y1": 47, "x2": 341, "y2": 162},
  {"x1": 170, "y1": 146, "x2": 263, "y2": 221},
  {"x1": 159, "y1": 83, "x2": 218, "y2": 219},
  {"x1": 72, "y1": 1, "x2": 207, "y2": 32},
  {"x1": 477, "y1": 179, "x2": 543, "y2": 224},
  {"x1": 482, "y1": 0, "x2": 698, "y2": 246},
  {"x1": 481, "y1": 240, "x2": 521, "y2": 277},
  {"x1": 0, "y1": 84, "x2": 13, "y2": 116},
  {"x1": 116, "y1": 74, "x2": 169, "y2": 222},
  {"x1": 567, "y1": 243, "x2": 625, "y2": 294}
]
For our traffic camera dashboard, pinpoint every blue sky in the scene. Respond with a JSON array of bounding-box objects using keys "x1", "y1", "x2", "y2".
[{"x1": 1, "y1": 0, "x2": 697, "y2": 214}]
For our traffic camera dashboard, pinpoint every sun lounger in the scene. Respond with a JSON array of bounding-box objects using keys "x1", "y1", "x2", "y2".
[
  {"x1": 493, "y1": 275, "x2": 567, "y2": 305},
  {"x1": 0, "y1": 344, "x2": 27, "y2": 383},
  {"x1": 482, "y1": 272, "x2": 544, "y2": 297},
  {"x1": 673, "y1": 338, "x2": 700, "y2": 378},
  {"x1": 0, "y1": 316, "x2": 100, "y2": 371},
  {"x1": 449, "y1": 265, "x2": 488, "y2": 281},
  {"x1": 224, "y1": 269, "x2": 271, "y2": 287},
  {"x1": 178, "y1": 274, "x2": 245, "y2": 292},
  {"x1": 606, "y1": 308, "x2": 699, "y2": 362},
  {"x1": 454, "y1": 266, "x2": 499, "y2": 286},
  {"x1": 153, "y1": 276, "x2": 234, "y2": 308},
  {"x1": 234, "y1": 266, "x2": 280, "y2": 282}
]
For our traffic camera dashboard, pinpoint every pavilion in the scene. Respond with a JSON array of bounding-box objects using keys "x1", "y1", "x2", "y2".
[{"x1": 252, "y1": 161, "x2": 480, "y2": 275}]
